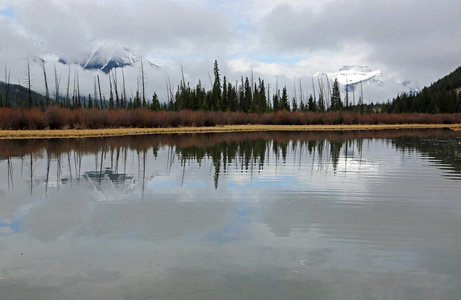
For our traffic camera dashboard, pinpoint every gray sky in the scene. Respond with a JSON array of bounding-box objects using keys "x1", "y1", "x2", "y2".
[{"x1": 1, "y1": 0, "x2": 460, "y2": 100}]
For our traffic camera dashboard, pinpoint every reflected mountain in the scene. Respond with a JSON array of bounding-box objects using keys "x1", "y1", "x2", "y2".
[{"x1": 1, "y1": 129, "x2": 460, "y2": 197}]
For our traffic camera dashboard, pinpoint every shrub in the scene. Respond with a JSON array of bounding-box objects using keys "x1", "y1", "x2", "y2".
[{"x1": 46, "y1": 106, "x2": 67, "y2": 129}]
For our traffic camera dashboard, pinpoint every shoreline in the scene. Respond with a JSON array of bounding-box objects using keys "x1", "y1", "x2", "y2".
[{"x1": 0, "y1": 124, "x2": 460, "y2": 139}]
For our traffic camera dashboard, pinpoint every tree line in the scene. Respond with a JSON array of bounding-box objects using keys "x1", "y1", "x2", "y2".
[
  {"x1": 1, "y1": 60, "x2": 461, "y2": 116},
  {"x1": 375, "y1": 66, "x2": 461, "y2": 114},
  {"x1": 0, "y1": 60, "x2": 363, "y2": 114}
]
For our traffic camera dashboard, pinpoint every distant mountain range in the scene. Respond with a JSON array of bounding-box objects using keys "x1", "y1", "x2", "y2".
[
  {"x1": 34, "y1": 40, "x2": 159, "y2": 74},
  {"x1": 314, "y1": 65, "x2": 420, "y2": 102}
]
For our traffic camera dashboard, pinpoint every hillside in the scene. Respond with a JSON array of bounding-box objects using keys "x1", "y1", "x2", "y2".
[
  {"x1": 0, "y1": 81, "x2": 44, "y2": 107},
  {"x1": 386, "y1": 66, "x2": 461, "y2": 113},
  {"x1": 426, "y1": 66, "x2": 461, "y2": 94}
]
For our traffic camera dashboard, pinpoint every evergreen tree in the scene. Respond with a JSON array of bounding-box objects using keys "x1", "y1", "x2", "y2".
[
  {"x1": 331, "y1": 78, "x2": 342, "y2": 110},
  {"x1": 212, "y1": 60, "x2": 222, "y2": 111},
  {"x1": 318, "y1": 93, "x2": 325, "y2": 112},
  {"x1": 109, "y1": 93, "x2": 114, "y2": 110},
  {"x1": 134, "y1": 91, "x2": 141, "y2": 109},
  {"x1": 222, "y1": 76, "x2": 228, "y2": 111},
  {"x1": 291, "y1": 97, "x2": 298, "y2": 111},
  {"x1": 228, "y1": 82, "x2": 237, "y2": 112},
  {"x1": 273, "y1": 91, "x2": 280, "y2": 111},
  {"x1": 88, "y1": 94, "x2": 93, "y2": 108},
  {"x1": 257, "y1": 79, "x2": 267, "y2": 113},
  {"x1": 150, "y1": 92, "x2": 160, "y2": 111},
  {"x1": 345, "y1": 83, "x2": 349, "y2": 108},
  {"x1": 307, "y1": 94, "x2": 317, "y2": 112},
  {"x1": 458, "y1": 92, "x2": 461, "y2": 112},
  {"x1": 244, "y1": 77, "x2": 252, "y2": 112},
  {"x1": 281, "y1": 86, "x2": 289, "y2": 111}
]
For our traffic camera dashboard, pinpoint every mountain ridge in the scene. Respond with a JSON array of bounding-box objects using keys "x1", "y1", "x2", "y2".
[{"x1": 35, "y1": 41, "x2": 160, "y2": 74}]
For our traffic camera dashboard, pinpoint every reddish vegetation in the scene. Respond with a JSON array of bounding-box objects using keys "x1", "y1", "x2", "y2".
[{"x1": 0, "y1": 107, "x2": 460, "y2": 130}]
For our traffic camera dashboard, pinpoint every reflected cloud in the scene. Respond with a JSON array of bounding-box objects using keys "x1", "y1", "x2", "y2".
[{"x1": 1, "y1": 130, "x2": 461, "y2": 299}]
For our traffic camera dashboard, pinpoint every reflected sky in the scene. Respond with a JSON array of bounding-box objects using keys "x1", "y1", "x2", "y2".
[{"x1": 0, "y1": 130, "x2": 461, "y2": 300}]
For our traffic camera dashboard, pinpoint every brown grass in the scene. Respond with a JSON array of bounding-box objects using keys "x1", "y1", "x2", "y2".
[{"x1": 1, "y1": 124, "x2": 461, "y2": 140}]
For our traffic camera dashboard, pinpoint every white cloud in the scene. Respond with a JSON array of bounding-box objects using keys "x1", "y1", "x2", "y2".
[{"x1": 1, "y1": 0, "x2": 461, "y2": 102}]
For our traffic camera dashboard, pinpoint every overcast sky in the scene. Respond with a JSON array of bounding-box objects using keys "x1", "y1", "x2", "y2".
[{"x1": 1, "y1": 0, "x2": 461, "y2": 101}]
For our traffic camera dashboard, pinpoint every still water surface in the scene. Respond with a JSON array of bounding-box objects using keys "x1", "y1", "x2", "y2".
[{"x1": 0, "y1": 130, "x2": 461, "y2": 300}]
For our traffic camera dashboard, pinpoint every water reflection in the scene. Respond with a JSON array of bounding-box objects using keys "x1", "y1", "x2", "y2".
[
  {"x1": 1, "y1": 130, "x2": 461, "y2": 300},
  {"x1": 1, "y1": 130, "x2": 460, "y2": 197}
]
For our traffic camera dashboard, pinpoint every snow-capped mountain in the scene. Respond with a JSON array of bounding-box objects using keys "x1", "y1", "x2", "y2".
[
  {"x1": 34, "y1": 40, "x2": 159, "y2": 73},
  {"x1": 315, "y1": 65, "x2": 384, "y2": 87},
  {"x1": 30, "y1": 40, "x2": 166, "y2": 102},
  {"x1": 314, "y1": 66, "x2": 420, "y2": 102}
]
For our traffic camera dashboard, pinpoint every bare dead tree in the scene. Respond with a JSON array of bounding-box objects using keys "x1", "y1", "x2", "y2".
[
  {"x1": 293, "y1": 81, "x2": 297, "y2": 103},
  {"x1": 325, "y1": 75, "x2": 332, "y2": 109},
  {"x1": 165, "y1": 76, "x2": 170, "y2": 105},
  {"x1": 299, "y1": 79, "x2": 303, "y2": 106},
  {"x1": 311, "y1": 73, "x2": 317, "y2": 104},
  {"x1": 181, "y1": 64, "x2": 186, "y2": 109},
  {"x1": 275, "y1": 76, "x2": 279, "y2": 104},
  {"x1": 26, "y1": 59, "x2": 32, "y2": 108},
  {"x1": 4, "y1": 64, "x2": 11, "y2": 107},
  {"x1": 97, "y1": 74, "x2": 103, "y2": 109},
  {"x1": 94, "y1": 76, "x2": 98, "y2": 109},
  {"x1": 250, "y1": 65, "x2": 254, "y2": 97},
  {"x1": 113, "y1": 70, "x2": 119, "y2": 109},
  {"x1": 54, "y1": 65, "x2": 61, "y2": 105},
  {"x1": 141, "y1": 57, "x2": 146, "y2": 107},
  {"x1": 345, "y1": 76, "x2": 349, "y2": 108},
  {"x1": 66, "y1": 66, "x2": 71, "y2": 108},
  {"x1": 267, "y1": 82, "x2": 271, "y2": 109},
  {"x1": 166, "y1": 75, "x2": 174, "y2": 108},
  {"x1": 76, "y1": 69, "x2": 81, "y2": 107},
  {"x1": 108, "y1": 71, "x2": 114, "y2": 109},
  {"x1": 317, "y1": 75, "x2": 325, "y2": 111},
  {"x1": 121, "y1": 68, "x2": 127, "y2": 109},
  {"x1": 41, "y1": 61, "x2": 50, "y2": 106},
  {"x1": 207, "y1": 71, "x2": 213, "y2": 88},
  {"x1": 72, "y1": 69, "x2": 77, "y2": 107}
]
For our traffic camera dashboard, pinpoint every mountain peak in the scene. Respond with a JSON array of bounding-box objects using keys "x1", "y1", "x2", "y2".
[{"x1": 35, "y1": 40, "x2": 160, "y2": 73}]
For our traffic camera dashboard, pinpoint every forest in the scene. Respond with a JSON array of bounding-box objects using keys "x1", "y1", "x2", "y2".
[{"x1": 0, "y1": 61, "x2": 460, "y2": 130}]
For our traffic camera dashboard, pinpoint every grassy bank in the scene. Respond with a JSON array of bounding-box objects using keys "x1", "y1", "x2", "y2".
[{"x1": 1, "y1": 124, "x2": 460, "y2": 139}]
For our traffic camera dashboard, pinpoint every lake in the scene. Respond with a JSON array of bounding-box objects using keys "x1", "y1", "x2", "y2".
[{"x1": 1, "y1": 129, "x2": 461, "y2": 300}]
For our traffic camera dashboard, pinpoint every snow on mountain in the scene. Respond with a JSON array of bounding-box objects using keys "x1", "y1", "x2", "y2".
[
  {"x1": 314, "y1": 65, "x2": 420, "y2": 102},
  {"x1": 34, "y1": 40, "x2": 160, "y2": 74},
  {"x1": 34, "y1": 41, "x2": 61, "y2": 63},
  {"x1": 28, "y1": 41, "x2": 165, "y2": 102}
]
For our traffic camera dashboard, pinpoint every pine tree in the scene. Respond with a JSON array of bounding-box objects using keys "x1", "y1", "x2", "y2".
[
  {"x1": 281, "y1": 86, "x2": 289, "y2": 111},
  {"x1": 212, "y1": 60, "x2": 222, "y2": 111},
  {"x1": 291, "y1": 97, "x2": 298, "y2": 111},
  {"x1": 318, "y1": 93, "x2": 325, "y2": 112},
  {"x1": 243, "y1": 77, "x2": 252, "y2": 112},
  {"x1": 257, "y1": 79, "x2": 267, "y2": 113},
  {"x1": 88, "y1": 94, "x2": 93, "y2": 108},
  {"x1": 134, "y1": 91, "x2": 141, "y2": 109},
  {"x1": 307, "y1": 94, "x2": 316, "y2": 112},
  {"x1": 331, "y1": 78, "x2": 342, "y2": 110},
  {"x1": 150, "y1": 92, "x2": 160, "y2": 111},
  {"x1": 222, "y1": 76, "x2": 228, "y2": 111}
]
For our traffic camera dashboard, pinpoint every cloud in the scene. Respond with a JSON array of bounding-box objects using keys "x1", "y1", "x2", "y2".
[
  {"x1": 1, "y1": 0, "x2": 461, "y2": 101},
  {"x1": 12, "y1": 0, "x2": 235, "y2": 61},
  {"x1": 259, "y1": 0, "x2": 461, "y2": 83}
]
